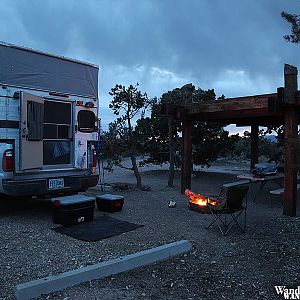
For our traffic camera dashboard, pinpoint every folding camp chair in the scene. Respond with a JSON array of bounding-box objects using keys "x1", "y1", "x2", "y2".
[{"x1": 205, "y1": 185, "x2": 249, "y2": 236}]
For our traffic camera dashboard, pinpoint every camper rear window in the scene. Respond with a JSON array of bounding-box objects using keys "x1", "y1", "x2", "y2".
[
  {"x1": 78, "y1": 110, "x2": 95, "y2": 133},
  {"x1": 43, "y1": 141, "x2": 70, "y2": 165}
]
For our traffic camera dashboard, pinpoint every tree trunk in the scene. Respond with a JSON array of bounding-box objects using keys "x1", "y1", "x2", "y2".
[
  {"x1": 127, "y1": 108, "x2": 142, "y2": 189},
  {"x1": 168, "y1": 117, "x2": 175, "y2": 187},
  {"x1": 131, "y1": 154, "x2": 142, "y2": 189}
]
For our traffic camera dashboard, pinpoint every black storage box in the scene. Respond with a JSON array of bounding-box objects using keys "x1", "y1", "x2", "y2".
[
  {"x1": 96, "y1": 194, "x2": 124, "y2": 212},
  {"x1": 52, "y1": 194, "x2": 95, "y2": 226}
]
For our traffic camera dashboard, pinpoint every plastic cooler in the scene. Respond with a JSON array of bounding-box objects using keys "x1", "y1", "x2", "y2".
[
  {"x1": 52, "y1": 194, "x2": 95, "y2": 226},
  {"x1": 96, "y1": 194, "x2": 124, "y2": 212}
]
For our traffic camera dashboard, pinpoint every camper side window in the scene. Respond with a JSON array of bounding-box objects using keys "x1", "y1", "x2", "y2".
[
  {"x1": 78, "y1": 110, "x2": 95, "y2": 133},
  {"x1": 27, "y1": 101, "x2": 44, "y2": 141}
]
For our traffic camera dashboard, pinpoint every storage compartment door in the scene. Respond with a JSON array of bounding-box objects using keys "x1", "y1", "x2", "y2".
[{"x1": 20, "y1": 92, "x2": 44, "y2": 170}]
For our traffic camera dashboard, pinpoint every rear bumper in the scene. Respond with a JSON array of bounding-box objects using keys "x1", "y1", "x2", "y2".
[{"x1": 2, "y1": 174, "x2": 98, "y2": 196}]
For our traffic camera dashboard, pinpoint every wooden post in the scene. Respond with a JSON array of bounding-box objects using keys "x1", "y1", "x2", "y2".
[
  {"x1": 181, "y1": 119, "x2": 192, "y2": 194},
  {"x1": 250, "y1": 124, "x2": 259, "y2": 171},
  {"x1": 283, "y1": 64, "x2": 298, "y2": 216},
  {"x1": 168, "y1": 116, "x2": 175, "y2": 187},
  {"x1": 284, "y1": 64, "x2": 298, "y2": 105}
]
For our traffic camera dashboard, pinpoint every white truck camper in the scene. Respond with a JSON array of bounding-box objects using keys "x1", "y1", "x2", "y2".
[{"x1": 0, "y1": 42, "x2": 99, "y2": 197}]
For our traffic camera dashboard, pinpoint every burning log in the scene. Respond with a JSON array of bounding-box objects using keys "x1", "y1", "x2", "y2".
[
  {"x1": 185, "y1": 189, "x2": 219, "y2": 213},
  {"x1": 185, "y1": 189, "x2": 219, "y2": 206}
]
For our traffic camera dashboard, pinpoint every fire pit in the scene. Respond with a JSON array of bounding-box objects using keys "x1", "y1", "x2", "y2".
[{"x1": 185, "y1": 189, "x2": 219, "y2": 214}]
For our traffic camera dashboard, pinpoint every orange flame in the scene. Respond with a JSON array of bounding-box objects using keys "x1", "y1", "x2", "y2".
[{"x1": 185, "y1": 189, "x2": 219, "y2": 206}]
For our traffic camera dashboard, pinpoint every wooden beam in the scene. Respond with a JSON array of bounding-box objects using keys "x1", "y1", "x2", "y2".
[
  {"x1": 190, "y1": 108, "x2": 282, "y2": 122},
  {"x1": 161, "y1": 93, "x2": 300, "y2": 123},
  {"x1": 161, "y1": 91, "x2": 300, "y2": 120},
  {"x1": 181, "y1": 120, "x2": 192, "y2": 194},
  {"x1": 250, "y1": 125, "x2": 259, "y2": 170},
  {"x1": 235, "y1": 117, "x2": 284, "y2": 127},
  {"x1": 284, "y1": 64, "x2": 298, "y2": 105},
  {"x1": 283, "y1": 65, "x2": 298, "y2": 217},
  {"x1": 179, "y1": 93, "x2": 286, "y2": 122},
  {"x1": 284, "y1": 110, "x2": 298, "y2": 216},
  {"x1": 187, "y1": 94, "x2": 276, "y2": 114}
]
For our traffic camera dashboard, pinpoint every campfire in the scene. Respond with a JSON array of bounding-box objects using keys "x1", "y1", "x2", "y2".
[{"x1": 185, "y1": 189, "x2": 219, "y2": 213}]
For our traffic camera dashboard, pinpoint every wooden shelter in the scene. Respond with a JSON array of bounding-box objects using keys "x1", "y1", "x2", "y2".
[{"x1": 162, "y1": 64, "x2": 300, "y2": 217}]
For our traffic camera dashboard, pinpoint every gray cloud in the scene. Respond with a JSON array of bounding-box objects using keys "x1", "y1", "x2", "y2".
[{"x1": 0, "y1": 0, "x2": 299, "y2": 128}]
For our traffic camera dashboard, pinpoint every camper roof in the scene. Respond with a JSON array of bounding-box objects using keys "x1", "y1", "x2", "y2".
[{"x1": 0, "y1": 41, "x2": 99, "y2": 99}]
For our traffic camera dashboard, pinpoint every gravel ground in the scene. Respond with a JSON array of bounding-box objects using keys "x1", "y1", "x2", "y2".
[{"x1": 1, "y1": 162, "x2": 300, "y2": 299}]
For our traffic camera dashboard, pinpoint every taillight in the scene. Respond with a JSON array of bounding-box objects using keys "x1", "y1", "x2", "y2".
[
  {"x1": 76, "y1": 100, "x2": 84, "y2": 106},
  {"x1": 53, "y1": 200, "x2": 60, "y2": 207},
  {"x1": 2, "y1": 149, "x2": 14, "y2": 172},
  {"x1": 92, "y1": 150, "x2": 97, "y2": 173},
  {"x1": 85, "y1": 102, "x2": 94, "y2": 108}
]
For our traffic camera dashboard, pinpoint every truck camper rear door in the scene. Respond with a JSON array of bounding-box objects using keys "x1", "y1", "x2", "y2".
[{"x1": 20, "y1": 92, "x2": 44, "y2": 170}]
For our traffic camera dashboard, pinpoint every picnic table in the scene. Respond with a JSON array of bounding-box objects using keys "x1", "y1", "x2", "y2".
[{"x1": 237, "y1": 173, "x2": 284, "y2": 202}]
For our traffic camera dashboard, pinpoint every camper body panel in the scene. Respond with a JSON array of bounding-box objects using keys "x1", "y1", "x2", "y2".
[
  {"x1": 74, "y1": 105, "x2": 97, "y2": 169},
  {"x1": 0, "y1": 42, "x2": 99, "y2": 197},
  {"x1": 0, "y1": 86, "x2": 99, "y2": 197}
]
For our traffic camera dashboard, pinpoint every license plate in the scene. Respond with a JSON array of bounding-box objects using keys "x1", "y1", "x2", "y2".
[{"x1": 48, "y1": 178, "x2": 64, "y2": 190}]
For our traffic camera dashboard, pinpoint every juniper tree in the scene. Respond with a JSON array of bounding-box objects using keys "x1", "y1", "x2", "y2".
[
  {"x1": 282, "y1": 11, "x2": 300, "y2": 43},
  {"x1": 108, "y1": 83, "x2": 154, "y2": 189}
]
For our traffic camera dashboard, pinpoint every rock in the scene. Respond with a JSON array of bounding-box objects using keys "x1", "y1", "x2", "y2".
[
  {"x1": 168, "y1": 201, "x2": 176, "y2": 208},
  {"x1": 141, "y1": 185, "x2": 151, "y2": 191}
]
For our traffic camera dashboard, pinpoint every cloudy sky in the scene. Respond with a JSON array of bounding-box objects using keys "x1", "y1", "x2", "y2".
[{"x1": 0, "y1": 0, "x2": 300, "y2": 132}]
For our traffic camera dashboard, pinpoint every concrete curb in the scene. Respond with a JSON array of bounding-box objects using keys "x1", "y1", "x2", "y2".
[{"x1": 15, "y1": 240, "x2": 192, "y2": 300}]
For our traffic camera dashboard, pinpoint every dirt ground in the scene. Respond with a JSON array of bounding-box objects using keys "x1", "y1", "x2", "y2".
[{"x1": 1, "y1": 161, "x2": 300, "y2": 299}]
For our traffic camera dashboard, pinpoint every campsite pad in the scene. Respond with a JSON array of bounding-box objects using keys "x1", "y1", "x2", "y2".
[{"x1": 52, "y1": 216, "x2": 144, "y2": 242}]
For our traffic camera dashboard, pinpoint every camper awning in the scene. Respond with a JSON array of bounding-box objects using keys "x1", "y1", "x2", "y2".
[{"x1": 0, "y1": 42, "x2": 99, "y2": 99}]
